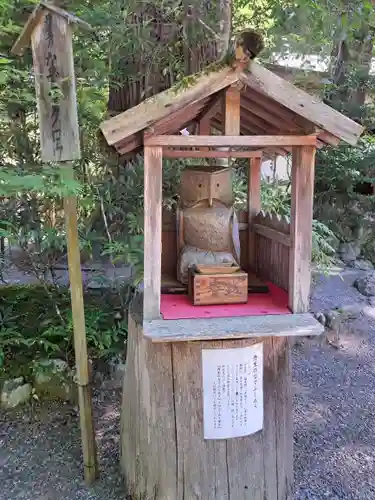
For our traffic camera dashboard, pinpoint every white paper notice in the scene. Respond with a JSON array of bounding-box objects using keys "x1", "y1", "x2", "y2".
[{"x1": 202, "y1": 343, "x2": 263, "y2": 440}]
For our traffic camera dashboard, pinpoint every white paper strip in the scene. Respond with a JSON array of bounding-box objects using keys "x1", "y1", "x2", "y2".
[{"x1": 202, "y1": 343, "x2": 263, "y2": 440}]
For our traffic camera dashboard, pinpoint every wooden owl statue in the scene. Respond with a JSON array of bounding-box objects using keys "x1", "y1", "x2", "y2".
[{"x1": 177, "y1": 166, "x2": 241, "y2": 284}]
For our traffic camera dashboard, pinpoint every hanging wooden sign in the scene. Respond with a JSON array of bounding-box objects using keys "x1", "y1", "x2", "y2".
[{"x1": 30, "y1": 11, "x2": 80, "y2": 162}]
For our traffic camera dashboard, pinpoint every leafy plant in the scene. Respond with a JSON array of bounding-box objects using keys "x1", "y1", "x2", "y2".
[
  {"x1": 39, "y1": 306, "x2": 128, "y2": 359},
  {"x1": 314, "y1": 137, "x2": 375, "y2": 258},
  {"x1": 260, "y1": 180, "x2": 290, "y2": 217},
  {"x1": 232, "y1": 173, "x2": 248, "y2": 209},
  {"x1": 0, "y1": 328, "x2": 33, "y2": 369},
  {"x1": 0, "y1": 285, "x2": 127, "y2": 374},
  {"x1": 311, "y1": 220, "x2": 337, "y2": 272}
]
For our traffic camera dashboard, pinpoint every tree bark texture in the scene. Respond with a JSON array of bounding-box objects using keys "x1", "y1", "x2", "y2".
[{"x1": 326, "y1": 15, "x2": 375, "y2": 122}]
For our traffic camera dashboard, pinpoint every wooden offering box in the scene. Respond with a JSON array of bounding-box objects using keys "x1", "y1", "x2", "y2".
[{"x1": 188, "y1": 266, "x2": 248, "y2": 305}]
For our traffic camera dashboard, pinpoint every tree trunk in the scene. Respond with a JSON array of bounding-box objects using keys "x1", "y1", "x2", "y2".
[
  {"x1": 217, "y1": 0, "x2": 232, "y2": 58},
  {"x1": 108, "y1": 1, "x2": 220, "y2": 114},
  {"x1": 326, "y1": 16, "x2": 374, "y2": 122}
]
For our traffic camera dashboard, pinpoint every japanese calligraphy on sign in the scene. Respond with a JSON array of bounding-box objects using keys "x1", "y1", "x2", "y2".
[
  {"x1": 30, "y1": 12, "x2": 80, "y2": 162},
  {"x1": 202, "y1": 343, "x2": 263, "y2": 440}
]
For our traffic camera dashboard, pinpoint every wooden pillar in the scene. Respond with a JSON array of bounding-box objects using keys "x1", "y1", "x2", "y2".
[
  {"x1": 198, "y1": 116, "x2": 211, "y2": 152},
  {"x1": 248, "y1": 156, "x2": 262, "y2": 271},
  {"x1": 121, "y1": 307, "x2": 177, "y2": 499},
  {"x1": 143, "y1": 146, "x2": 163, "y2": 320},
  {"x1": 289, "y1": 146, "x2": 316, "y2": 312},
  {"x1": 198, "y1": 115, "x2": 211, "y2": 135},
  {"x1": 217, "y1": 85, "x2": 241, "y2": 167},
  {"x1": 224, "y1": 85, "x2": 241, "y2": 136}
]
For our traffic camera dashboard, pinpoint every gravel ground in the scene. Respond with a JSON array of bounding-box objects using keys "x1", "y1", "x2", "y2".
[
  {"x1": 1, "y1": 261, "x2": 132, "y2": 288},
  {"x1": 2, "y1": 267, "x2": 375, "y2": 499},
  {"x1": 295, "y1": 269, "x2": 375, "y2": 499},
  {"x1": 0, "y1": 389, "x2": 124, "y2": 500}
]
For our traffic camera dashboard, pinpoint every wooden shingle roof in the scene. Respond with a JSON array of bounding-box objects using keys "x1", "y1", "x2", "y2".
[{"x1": 100, "y1": 61, "x2": 364, "y2": 156}]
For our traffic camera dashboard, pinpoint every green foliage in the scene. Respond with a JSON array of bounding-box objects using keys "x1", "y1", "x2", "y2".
[
  {"x1": 0, "y1": 285, "x2": 127, "y2": 373},
  {"x1": 311, "y1": 220, "x2": 337, "y2": 271},
  {"x1": 260, "y1": 180, "x2": 290, "y2": 217},
  {"x1": 232, "y1": 172, "x2": 248, "y2": 209},
  {"x1": 258, "y1": 0, "x2": 375, "y2": 56},
  {"x1": 0, "y1": 166, "x2": 81, "y2": 197},
  {"x1": 0, "y1": 0, "x2": 113, "y2": 278},
  {"x1": 102, "y1": 236, "x2": 144, "y2": 285},
  {"x1": 314, "y1": 137, "x2": 375, "y2": 243},
  {"x1": 0, "y1": 328, "x2": 34, "y2": 369},
  {"x1": 40, "y1": 306, "x2": 127, "y2": 359}
]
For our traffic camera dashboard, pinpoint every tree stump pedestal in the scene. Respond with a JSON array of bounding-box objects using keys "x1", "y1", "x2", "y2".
[{"x1": 118, "y1": 297, "x2": 318, "y2": 500}]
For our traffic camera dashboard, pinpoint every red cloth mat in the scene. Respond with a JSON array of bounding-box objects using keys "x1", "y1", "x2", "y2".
[{"x1": 160, "y1": 282, "x2": 291, "y2": 320}]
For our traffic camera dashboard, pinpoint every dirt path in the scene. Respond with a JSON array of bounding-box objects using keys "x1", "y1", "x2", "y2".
[{"x1": 1, "y1": 269, "x2": 375, "y2": 499}]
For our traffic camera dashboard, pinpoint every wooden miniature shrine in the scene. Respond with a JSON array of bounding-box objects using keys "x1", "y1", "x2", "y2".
[{"x1": 101, "y1": 61, "x2": 363, "y2": 499}]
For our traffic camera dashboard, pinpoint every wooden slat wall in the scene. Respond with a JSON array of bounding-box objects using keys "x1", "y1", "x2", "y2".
[{"x1": 253, "y1": 211, "x2": 291, "y2": 291}]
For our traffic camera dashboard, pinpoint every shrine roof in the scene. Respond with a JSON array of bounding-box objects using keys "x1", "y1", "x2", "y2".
[{"x1": 100, "y1": 61, "x2": 364, "y2": 156}]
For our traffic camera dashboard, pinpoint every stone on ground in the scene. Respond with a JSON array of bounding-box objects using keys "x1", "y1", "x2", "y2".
[
  {"x1": 354, "y1": 272, "x2": 375, "y2": 296},
  {"x1": 314, "y1": 312, "x2": 326, "y2": 326},
  {"x1": 351, "y1": 259, "x2": 374, "y2": 271},
  {"x1": 338, "y1": 242, "x2": 360, "y2": 264},
  {"x1": 337, "y1": 304, "x2": 363, "y2": 319},
  {"x1": 100, "y1": 355, "x2": 126, "y2": 389},
  {"x1": 325, "y1": 310, "x2": 342, "y2": 331},
  {"x1": 1, "y1": 377, "x2": 31, "y2": 409},
  {"x1": 34, "y1": 359, "x2": 76, "y2": 402}
]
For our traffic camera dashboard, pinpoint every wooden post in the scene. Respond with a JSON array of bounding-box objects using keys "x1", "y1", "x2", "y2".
[
  {"x1": 64, "y1": 167, "x2": 98, "y2": 484},
  {"x1": 217, "y1": 85, "x2": 241, "y2": 167},
  {"x1": 224, "y1": 85, "x2": 241, "y2": 136},
  {"x1": 145, "y1": 135, "x2": 317, "y2": 148},
  {"x1": 143, "y1": 146, "x2": 163, "y2": 320},
  {"x1": 248, "y1": 156, "x2": 262, "y2": 271},
  {"x1": 289, "y1": 146, "x2": 316, "y2": 312},
  {"x1": 198, "y1": 115, "x2": 211, "y2": 135},
  {"x1": 198, "y1": 116, "x2": 210, "y2": 152}
]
